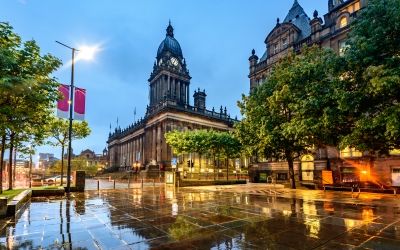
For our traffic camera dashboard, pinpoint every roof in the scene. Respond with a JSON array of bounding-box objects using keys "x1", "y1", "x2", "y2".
[
  {"x1": 259, "y1": 0, "x2": 311, "y2": 62},
  {"x1": 157, "y1": 23, "x2": 183, "y2": 59},
  {"x1": 283, "y1": 0, "x2": 311, "y2": 40}
]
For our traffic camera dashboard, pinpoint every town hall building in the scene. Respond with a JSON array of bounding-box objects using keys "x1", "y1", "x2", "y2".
[{"x1": 107, "y1": 23, "x2": 237, "y2": 171}]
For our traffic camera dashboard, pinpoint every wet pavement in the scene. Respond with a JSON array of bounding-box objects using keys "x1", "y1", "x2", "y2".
[{"x1": 1, "y1": 184, "x2": 400, "y2": 250}]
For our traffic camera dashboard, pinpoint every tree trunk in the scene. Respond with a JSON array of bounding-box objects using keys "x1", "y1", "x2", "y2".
[
  {"x1": 60, "y1": 146, "x2": 65, "y2": 186},
  {"x1": 13, "y1": 145, "x2": 17, "y2": 186},
  {"x1": 8, "y1": 132, "x2": 14, "y2": 190},
  {"x1": 213, "y1": 154, "x2": 216, "y2": 181},
  {"x1": 0, "y1": 134, "x2": 6, "y2": 194},
  {"x1": 198, "y1": 154, "x2": 202, "y2": 180},
  {"x1": 288, "y1": 157, "x2": 296, "y2": 189},
  {"x1": 29, "y1": 152, "x2": 33, "y2": 188},
  {"x1": 226, "y1": 158, "x2": 229, "y2": 181}
]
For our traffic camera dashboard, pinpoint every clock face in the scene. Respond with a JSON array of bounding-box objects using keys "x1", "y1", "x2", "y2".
[
  {"x1": 158, "y1": 58, "x2": 163, "y2": 66},
  {"x1": 170, "y1": 57, "x2": 179, "y2": 66}
]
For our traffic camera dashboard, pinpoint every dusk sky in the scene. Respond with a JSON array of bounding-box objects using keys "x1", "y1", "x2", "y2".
[{"x1": 2, "y1": 0, "x2": 327, "y2": 160}]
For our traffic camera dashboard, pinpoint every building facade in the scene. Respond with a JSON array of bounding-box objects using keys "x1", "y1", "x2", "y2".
[
  {"x1": 108, "y1": 23, "x2": 237, "y2": 172},
  {"x1": 247, "y1": 0, "x2": 400, "y2": 188},
  {"x1": 77, "y1": 149, "x2": 109, "y2": 170},
  {"x1": 249, "y1": 0, "x2": 365, "y2": 92}
]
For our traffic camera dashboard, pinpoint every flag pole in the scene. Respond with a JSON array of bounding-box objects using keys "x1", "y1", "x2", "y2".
[{"x1": 56, "y1": 41, "x2": 79, "y2": 194}]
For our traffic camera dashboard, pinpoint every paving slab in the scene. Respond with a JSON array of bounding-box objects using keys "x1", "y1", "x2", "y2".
[{"x1": 1, "y1": 184, "x2": 400, "y2": 249}]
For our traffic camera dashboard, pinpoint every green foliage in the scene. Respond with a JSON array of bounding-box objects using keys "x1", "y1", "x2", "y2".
[
  {"x1": 236, "y1": 46, "x2": 342, "y2": 188},
  {"x1": 0, "y1": 189, "x2": 24, "y2": 201},
  {"x1": 165, "y1": 129, "x2": 242, "y2": 159},
  {"x1": 50, "y1": 157, "x2": 98, "y2": 176},
  {"x1": 0, "y1": 22, "x2": 61, "y2": 191},
  {"x1": 47, "y1": 117, "x2": 91, "y2": 148},
  {"x1": 339, "y1": 0, "x2": 400, "y2": 154},
  {"x1": 0, "y1": 23, "x2": 61, "y2": 136},
  {"x1": 168, "y1": 216, "x2": 198, "y2": 240},
  {"x1": 46, "y1": 116, "x2": 91, "y2": 178}
]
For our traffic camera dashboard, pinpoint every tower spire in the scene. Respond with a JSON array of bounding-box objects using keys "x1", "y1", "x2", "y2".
[{"x1": 166, "y1": 20, "x2": 174, "y2": 37}]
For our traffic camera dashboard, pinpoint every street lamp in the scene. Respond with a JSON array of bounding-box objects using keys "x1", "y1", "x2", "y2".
[{"x1": 56, "y1": 41, "x2": 98, "y2": 194}]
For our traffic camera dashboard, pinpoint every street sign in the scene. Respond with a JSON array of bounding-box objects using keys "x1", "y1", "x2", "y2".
[{"x1": 171, "y1": 157, "x2": 177, "y2": 169}]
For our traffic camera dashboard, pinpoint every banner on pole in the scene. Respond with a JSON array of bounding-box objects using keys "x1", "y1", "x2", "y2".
[
  {"x1": 57, "y1": 84, "x2": 70, "y2": 119},
  {"x1": 74, "y1": 87, "x2": 86, "y2": 121}
]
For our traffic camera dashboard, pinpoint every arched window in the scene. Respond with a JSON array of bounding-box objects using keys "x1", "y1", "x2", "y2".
[{"x1": 339, "y1": 17, "x2": 348, "y2": 28}]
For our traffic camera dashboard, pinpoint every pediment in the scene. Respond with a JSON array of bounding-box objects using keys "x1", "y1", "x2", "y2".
[{"x1": 265, "y1": 23, "x2": 300, "y2": 44}]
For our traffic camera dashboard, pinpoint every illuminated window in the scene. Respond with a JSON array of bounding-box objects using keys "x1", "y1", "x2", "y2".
[
  {"x1": 339, "y1": 17, "x2": 348, "y2": 28},
  {"x1": 347, "y1": 5, "x2": 353, "y2": 13},
  {"x1": 354, "y1": 2, "x2": 360, "y2": 11},
  {"x1": 340, "y1": 147, "x2": 363, "y2": 158},
  {"x1": 390, "y1": 149, "x2": 400, "y2": 155}
]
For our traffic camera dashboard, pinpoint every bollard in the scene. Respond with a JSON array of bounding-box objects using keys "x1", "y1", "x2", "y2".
[
  {"x1": 141, "y1": 178, "x2": 144, "y2": 189},
  {"x1": 97, "y1": 179, "x2": 100, "y2": 191},
  {"x1": 113, "y1": 180, "x2": 116, "y2": 189}
]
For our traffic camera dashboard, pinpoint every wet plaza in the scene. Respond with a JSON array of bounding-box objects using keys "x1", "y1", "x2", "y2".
[{"x1": 1, "y1": 184, "x2": 400, "y2": 250}]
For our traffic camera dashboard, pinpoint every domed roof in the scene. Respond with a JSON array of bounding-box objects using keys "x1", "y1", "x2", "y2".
[{"x1": 157, "y1": 23, "x2": 183, "y2": 59}]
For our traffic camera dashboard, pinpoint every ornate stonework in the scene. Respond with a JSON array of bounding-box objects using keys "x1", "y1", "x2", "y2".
[
  {"x1": 107, "y1": 23, "x2": 237, "y2": 170},
  {"x1": 249, "y1": 0, "x2": 365, "y2": 92}
]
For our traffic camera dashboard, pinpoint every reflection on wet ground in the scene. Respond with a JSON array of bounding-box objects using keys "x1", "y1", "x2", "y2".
[{"x1": 1, "y1": 185, "x2": 400, "y2": 249}]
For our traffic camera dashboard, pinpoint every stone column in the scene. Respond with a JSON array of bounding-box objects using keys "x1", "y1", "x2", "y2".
[
  {"x1": 129, "y1": 141, "x2": 132, "y2": 165},
  {"x1": 140, "y1": 136, "x2": 144, "y2": 165},
  {"x1": 177, "y1": 80, "x2": 181, "y2": 103},
  {"x1": 186, "y1": 83, "x2": 189, "y2": 104},
  {"x1": 119, "y1": 144, "x2": 122, "y2": 167},
  {"x1": 168, "y1": 75, "x2": 171, "y2": 98},
  {"x1": 173, "y1": 78, "x2": 176, "y2": 99},
  {"x1": 150, "y1": 85, "x2": 153, "y2": 105},
  {"x1": 157, "y1": 124, "x2": 162, "y2": 162},
  {"x1": 162, "y1": 122, "x2": 169, "y2": 163},
  {"x1": 152, "y1": 126, "x2": 157, "y2": 161}
]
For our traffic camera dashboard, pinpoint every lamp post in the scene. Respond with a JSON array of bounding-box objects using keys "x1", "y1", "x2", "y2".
[
  {"x1": 56, "y1": 41, "x2": 98, "y2": 193},
  {"x1": 56, "y1": 41, "x2": 77, "y2": 194}
]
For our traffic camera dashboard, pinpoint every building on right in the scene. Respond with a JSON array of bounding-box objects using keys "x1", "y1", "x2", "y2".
[{"x1": 248, "y1": 0, "x2": 400, "y2": 189}]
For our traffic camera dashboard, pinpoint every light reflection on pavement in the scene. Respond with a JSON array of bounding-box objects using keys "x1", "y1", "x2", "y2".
[{"x1": 1, "y1": 184, "x2": 400, "y2": 249}]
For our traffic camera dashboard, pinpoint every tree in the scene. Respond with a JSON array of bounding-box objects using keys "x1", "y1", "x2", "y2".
[
  {"x1": 0, "y1": 22, "x2": 61, "y2": 191},
  {"x1": 47, "y1": 117, "x2": 91, "y2": 185},
  {"x1": 236, "y1": 46, "x2": 342, "y2": 189},
  {"x1": 50, "y1": 157, "x2": 98, "y2": 177},
  {"x1": 338, "y1": 0, "x2": 400, "y2": 155},
  {"x1": 165, "y1": 129, "x2": 242, "y2": 179}
]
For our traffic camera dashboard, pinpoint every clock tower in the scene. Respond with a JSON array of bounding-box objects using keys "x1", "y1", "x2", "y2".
[{"x1": 148, "y1": 22, "x2": 191, "y2": 110}]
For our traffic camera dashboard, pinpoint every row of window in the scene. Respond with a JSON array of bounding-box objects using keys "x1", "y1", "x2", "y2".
[
  {"x1": 343, "y1": 1, "x2": 361, "y2": 15},
  {"x1": 341, "y1": 147, "x2": 400, "y2": 158}
]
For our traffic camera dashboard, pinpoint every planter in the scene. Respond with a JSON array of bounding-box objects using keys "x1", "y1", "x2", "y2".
[
  {"x1": 0, "y1": 198, "x2": 7, "y2": 217},
  {"x1": 6, "y1": 190, "x2": 32, "y2": 217},
  {"x1": 178, "y1": 179, "x2": 246, "y2": 187},
  {"x1": 31, "y1": 187, "x2": 65, "y2": 197}
]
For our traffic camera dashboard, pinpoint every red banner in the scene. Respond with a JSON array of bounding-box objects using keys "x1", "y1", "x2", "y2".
[
  {"x1": 57, "y1": 84, "x2": 70, "y2": 119},
  {"x1": 74, "y1": 87, "x2": 86, "y2": 121}
]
